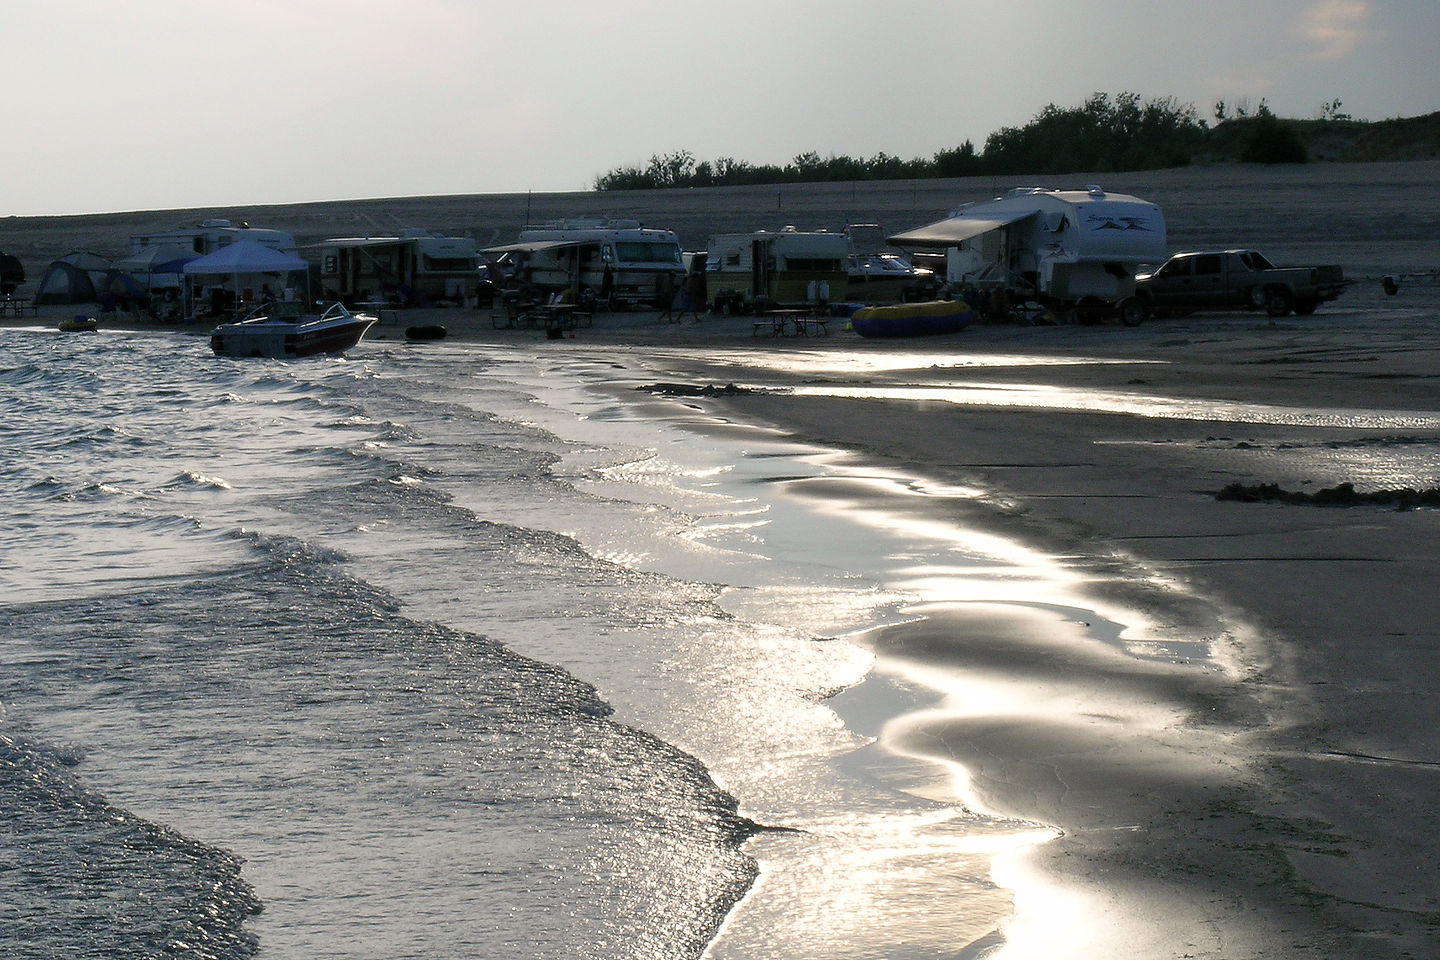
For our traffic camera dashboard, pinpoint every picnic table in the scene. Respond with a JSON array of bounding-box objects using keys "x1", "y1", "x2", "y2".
[
  {"x1": 1, "y1": 296, "x2": 33, "y2": 318},
  {"x1": 496, "y1": 296, "x2": 593, "y2": 331},
  {"x1": 753, "y1": 308, "x2": 827, "y2": 336}
]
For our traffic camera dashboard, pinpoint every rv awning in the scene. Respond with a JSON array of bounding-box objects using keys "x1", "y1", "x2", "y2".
[
  {"x1": 481, "y1": 239, "x2": 594, "y2": 255},
  {"x1": 305, "y1": 237, "x2": 405, "y2": 250},
  {"x1": 888, "y1": 210, "x2": 1037, "y2": 248}
]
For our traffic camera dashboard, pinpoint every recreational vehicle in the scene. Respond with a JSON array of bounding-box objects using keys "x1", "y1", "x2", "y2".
[
  {"x1": 125, "y1": 220, "x2": 300, "y2": 315},
  {"x1": 129, "y1": 219, "x2": 297, "y2": 257},
  {"x1": 316, "y1": 230, "x2": 483, "y2": 306},
  {"x1": 486, "y1": 219, "x2": 684, "y2": 308},
  {"x1": 705, "y1": 228, "x2": 850, "y2": 312},
  {"x1": 889, "y1": 186, "x2": 1166, "y2": 324}
]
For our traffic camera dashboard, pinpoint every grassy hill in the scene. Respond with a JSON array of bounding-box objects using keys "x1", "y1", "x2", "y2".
[{"x1": 1203, "y1": 111, "x2": 1440, "y2": 163}]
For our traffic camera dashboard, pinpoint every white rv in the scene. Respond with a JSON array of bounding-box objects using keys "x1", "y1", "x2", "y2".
[
  {"x1": 123, "y1": 219, "x2": 299, "y2": 313},
  {"x1": 129, "y1": 219, "x2": 297, "y2": 257},
  {"x1": 889, "y1": 186, "x2": 1166, "y2": 324},
  {"x1": 705, "y1": 227, "x2": 850, "y2": 312},
  {"x1": 316, "y1": 230, "x2": 482, "y2": 306},
  {"x1": 486, "y1": 219, "x2": 684, "y2": 307}
]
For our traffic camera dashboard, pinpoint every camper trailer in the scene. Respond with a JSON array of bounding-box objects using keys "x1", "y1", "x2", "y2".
[
  {"x1": 130, "y1": 219, "x2": 297, "y2": 257},
  {"x1": 316, "y1": 230, "x2": 482, "y2": 306},
  {"x1": 705, "y1": 228, "x2": 850, "y2": 312},
  {"x1": 486, "y1": 219, "x2": 684, "y2": 308},
  {"x1": 889, "y1": 186, "x2": 1166, "y2": 324}
]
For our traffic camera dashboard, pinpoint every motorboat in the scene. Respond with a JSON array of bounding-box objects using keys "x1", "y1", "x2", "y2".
[
  {"x1": 209, "y1": 300, "x2": 376, "y2": 358},
  {"x1": 846, "y1": 251, "x2": 936, "y2": 302}
]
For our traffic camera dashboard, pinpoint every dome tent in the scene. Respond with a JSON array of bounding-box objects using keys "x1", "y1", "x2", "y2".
[{"x1": 33, "y1": 251, "x2": 111, "y2": 305}]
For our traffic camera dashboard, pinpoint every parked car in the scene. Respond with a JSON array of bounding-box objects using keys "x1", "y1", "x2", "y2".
[{"x1": 1134, "y1": 249, "x2": 1347, "y2": 318}]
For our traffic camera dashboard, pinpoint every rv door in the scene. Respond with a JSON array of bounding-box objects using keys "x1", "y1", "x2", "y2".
[{"x1": 751, "y1": 238, "x2": 769, "y2": 300}]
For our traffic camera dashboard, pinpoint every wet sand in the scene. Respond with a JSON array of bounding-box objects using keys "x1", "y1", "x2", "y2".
[
  {"x1": 9, "y1": 160, "x2": 1440, "y2": 956},
  {"x1": 557, "y1": 285, "x2": 1440, "y2": 957},
  {"x1": 371, "y1": 286, "x2": 1440, "y2": 956}
]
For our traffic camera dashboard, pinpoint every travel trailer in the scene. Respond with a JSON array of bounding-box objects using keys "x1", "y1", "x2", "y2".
[
  {"x1": 486, "y1": 219, "x2": 684, "y2": 308},
  {"x1": 129, "y1": 219, "x2": 297, "y2": 257},
  {"x1": 705, "y1": 227, "x2": 850, "y2": 312},
  {"x1": 316, "y1": 230, "x2": 482, "y2": 306},
  {"x1": 889, "y1": 186, "x2": 1166, "y2": 324}
]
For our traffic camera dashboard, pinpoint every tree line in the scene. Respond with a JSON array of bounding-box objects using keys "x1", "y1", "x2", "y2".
[{"x1": 593, "y1": 92, "x2": 1312, "y2": 191}]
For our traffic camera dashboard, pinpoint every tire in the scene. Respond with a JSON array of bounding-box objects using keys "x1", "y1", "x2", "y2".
[
  {"x1": 1264, "y1": 287, "x2": 1293, "y2": 317},
  {"x1": 1246, "y1": 286, "x2": 1266, "y2": 309},
  {"x1": 1118, "y1": 298, "x2": 1147, "y2": 327}
]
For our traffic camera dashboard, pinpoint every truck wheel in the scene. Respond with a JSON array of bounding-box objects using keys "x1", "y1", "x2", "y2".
[
  {"x1": 1246, "y1": 286, "x2": 1266, "y2": 309},
  {"x1": 1264, "y1": 287, "x2": 1293, "y2": 317},
  {"x1": 1118, "y1": 298, "x2": 1147, "y2": 327}
]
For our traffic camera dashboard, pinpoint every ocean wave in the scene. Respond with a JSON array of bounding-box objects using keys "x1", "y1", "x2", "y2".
[
  {"x1": 162, "y1": 471, "x2": 233, "y2": 491},
  {"x1": 0, "y1": 731, "x2": 262, "y2": 959}
]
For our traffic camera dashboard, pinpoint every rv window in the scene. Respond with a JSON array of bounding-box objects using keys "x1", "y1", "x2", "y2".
[
  {"x1": 614, "y1": 242, "x2": 682, "y2": 265},
  {"x1": 1194, "y1": 254, "x2": 1222, "y2": 275},
  {"x1": 784, "y1": 258, "x2": 841, "y2": 271}
]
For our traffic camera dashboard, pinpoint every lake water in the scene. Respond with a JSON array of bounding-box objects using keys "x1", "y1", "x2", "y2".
[{"x1": 2, "y1": 327, "x2": 1050, "y2": 959}]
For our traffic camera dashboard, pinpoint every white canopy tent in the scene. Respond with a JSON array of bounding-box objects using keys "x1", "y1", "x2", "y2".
[{"x1": 182, "y1": 240, "x2": 310, "y2": 319}]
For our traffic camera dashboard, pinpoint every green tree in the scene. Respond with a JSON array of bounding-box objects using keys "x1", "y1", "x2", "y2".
[{"x1": 1241, "y1": 115, "x2": 1308, "y2": 163}]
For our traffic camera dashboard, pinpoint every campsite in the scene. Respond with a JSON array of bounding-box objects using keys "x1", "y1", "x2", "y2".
[{"x1": 0, "y1": 163, "x2": 1434, "y2": 339}]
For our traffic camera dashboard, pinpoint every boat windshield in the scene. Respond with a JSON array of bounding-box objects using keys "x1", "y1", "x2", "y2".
[{"x1": 242, "y1": 300, "x2": 306, "y2": 322}]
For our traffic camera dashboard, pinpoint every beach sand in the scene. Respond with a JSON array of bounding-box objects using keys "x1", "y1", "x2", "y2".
[
  {"x1": 8, "y1": 161, "x2": 1440, "y2": 956},
  {"x1": 567, "y1": 285, "x2": 1440, "y2": 958}
]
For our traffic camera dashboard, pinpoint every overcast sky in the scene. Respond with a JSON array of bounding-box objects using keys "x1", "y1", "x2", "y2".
[{"x1": 4, "y1": 0, "x2": 1435, "y2": 217}]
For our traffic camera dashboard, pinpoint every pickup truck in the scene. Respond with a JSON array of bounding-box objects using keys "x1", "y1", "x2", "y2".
[{"x1": 1134, "y1": 249, "x2": 1347, "y2": 318}]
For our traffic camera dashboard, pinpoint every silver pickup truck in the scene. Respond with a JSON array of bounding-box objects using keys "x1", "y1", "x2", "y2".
[{"x1": 1134, "y1": 249, "x2": 1347, "y2": 318}]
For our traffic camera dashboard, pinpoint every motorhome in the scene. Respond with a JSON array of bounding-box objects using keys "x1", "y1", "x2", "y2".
[
  {"x1": 486, "y1": 219, "x2": 684, "y2": 308},
  {"x1": 705, "y1": 227, "x2": 850, "y2": 312},
  {"x1": 315, "y1": 230, "x2": 482, "y2": 306},
  {"x1": 889, "y1": 186, "x2": 1166, "y2": 324}
]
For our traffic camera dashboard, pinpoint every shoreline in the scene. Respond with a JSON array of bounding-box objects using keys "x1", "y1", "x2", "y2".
[
  {"x1": 16, "y1": 291, "x2": 1440, "y2": 954},
  {"x1": 548, "y1": 288, "x2": 1440, "y2": 956},
  {"x1": 10, "y1": 196, "x2": 1440, "y2": 953}
]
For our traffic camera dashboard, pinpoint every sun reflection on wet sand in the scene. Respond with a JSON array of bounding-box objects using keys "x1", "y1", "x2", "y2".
[
  {"x1": 792, "y1": 382, "x2": 1440, "y2": 429},
  {"x1": 488, "y1": 352, "x2": 1263, "y2": 959},
  {"x1": 713, "y1": 444, "x2": 1252, "y2": 959}
]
